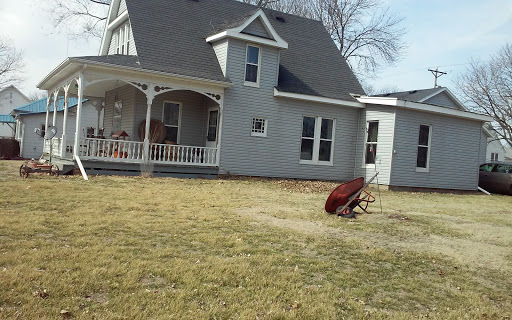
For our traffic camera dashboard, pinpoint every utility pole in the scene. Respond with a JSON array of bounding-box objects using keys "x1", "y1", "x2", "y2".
[{"x1": 428, "y1": 67, "x2": 447, "y2": 88}]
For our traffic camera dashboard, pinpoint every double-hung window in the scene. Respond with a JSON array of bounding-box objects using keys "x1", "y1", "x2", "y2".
[
  {"x1": 245, "y1": 45, "x2": 261, "y2": 86},
  {"x1": 364, "y1": 121, "x2": 379, "y2": 165},
  {"x1": 491, "y1": 152, "x2": 499, "y2": 162},
  {"x1": 300, "y1": 116, "x2": 335, "y2": 165},
  {"x1": 417, "y1": 124, "x2": 432, "y2": 171},
  {"x1": 163, "y1": 102, "x2": 181, "y2": 143},
  {"x1": 116, "y1": 23, "x2": 131, "y2": 55}
]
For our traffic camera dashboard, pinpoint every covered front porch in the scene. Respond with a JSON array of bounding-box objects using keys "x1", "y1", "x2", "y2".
[{"x1": 38, "y1": 57, "x2": 229, "y2": 179}]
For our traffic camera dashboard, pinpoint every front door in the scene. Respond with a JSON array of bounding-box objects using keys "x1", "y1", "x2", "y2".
[{"x1": 205, "y1": 107, "x2": 219, "y2": 149}]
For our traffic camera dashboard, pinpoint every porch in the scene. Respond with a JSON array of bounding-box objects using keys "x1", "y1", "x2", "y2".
[{"x1": 37, "y1": 57, "x2": 229, "y2": 179}]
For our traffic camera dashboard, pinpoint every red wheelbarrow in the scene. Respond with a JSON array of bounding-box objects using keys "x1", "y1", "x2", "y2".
[{"x1": 325, "y1": 173, "x2": 378, "y2": 218}]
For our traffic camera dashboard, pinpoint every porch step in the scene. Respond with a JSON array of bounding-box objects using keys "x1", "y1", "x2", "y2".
[{"x1": 80, "y1": 160, "x2": 219, "y2": 179}]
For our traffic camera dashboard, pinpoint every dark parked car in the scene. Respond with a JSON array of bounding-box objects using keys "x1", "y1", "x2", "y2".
[{"x1": 479, "y1": 162, "x2": 512, "y2": 195}]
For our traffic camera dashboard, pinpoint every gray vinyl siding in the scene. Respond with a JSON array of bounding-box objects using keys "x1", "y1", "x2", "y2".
[
  {"x1": 354, "y1": 105, "x2": 396, "y2": 185},
  {"x1": 219, "y1": 38, "x2": 358, "y2": 181},
  {"x1": 117, "y1": 0, "x2": 127, "y2": 16},
  {"x1": 213, "y1": 39, "x2": 229, "y2": 77},
  {"x1": 424, "y1": 91, "x2": 460, "y2": 109},
  {"x1": 242, "y1": 19, "x2": 272, "y2": 39},
  {"x1": 133, "y1": 89, "x2": 212, "y2": 146},
  {"x1": 390, "y1": 108, "x2": 483, "y2": 190},
  {"x1": 107, "y1": 31, "x2": 118, "y2": 55},
  {"x1": 104, "y1": 85, "x2": 137, "y2": 138},
  {"x1": 18, "y1": 104, "x2": 97, "y2": 159}
]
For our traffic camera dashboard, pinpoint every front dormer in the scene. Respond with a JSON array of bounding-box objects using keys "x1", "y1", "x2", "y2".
[
  {"x1": 207, "y1": 9, "x2": 287, "y2": 87},
  {"x1": 99, "y1": 0, "x2": 137, "y2": 56}
]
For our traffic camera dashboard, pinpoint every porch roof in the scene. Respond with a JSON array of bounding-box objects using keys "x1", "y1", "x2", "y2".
[{"x1": 0, "y1": 114, "x2": 15, "y2": 124}]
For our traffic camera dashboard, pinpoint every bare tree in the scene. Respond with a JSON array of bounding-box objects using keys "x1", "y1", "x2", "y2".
[
  {"x1": 49, "y1": 0, "x2": 110, "y2": 39},
  {"x1": 27, "y1": 90, "x2": 48, "y2": 102},
  {"x1": 0, "y1": 37, "x2": 24, "y2": 88},
  {"x1": 458, "y1": 44, "x2": 512, "y2": 147},
  {"x1": 316, "y1": 0, "x2": 406, "y2": 77}
]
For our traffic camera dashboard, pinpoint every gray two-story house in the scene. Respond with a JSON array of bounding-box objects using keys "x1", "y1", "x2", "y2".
[{"x1": 36, "y1": 0, "x2": 491, "y2": 190}]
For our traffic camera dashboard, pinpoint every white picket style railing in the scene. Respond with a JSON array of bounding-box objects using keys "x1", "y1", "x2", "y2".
[{"x1": 78, "y1": 138, "x2": 217, "y2": 166}]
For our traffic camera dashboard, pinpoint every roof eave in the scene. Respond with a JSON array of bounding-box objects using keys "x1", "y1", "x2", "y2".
[{"x1": 357, "y1": 96, "x2": 492, "y2": 122}]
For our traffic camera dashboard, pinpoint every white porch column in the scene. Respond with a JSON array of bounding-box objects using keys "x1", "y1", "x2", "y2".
[
  {"x1": 61, "y1": 86, "x2": 70, "y2": 156},
  {"x1": 215, "y1": 95, "x2": 224, "y2": 167},
  {"x1": 143, "y1": 102, "x2": 152, "y2": 161},
  {"x1": 52, "y1": 91, "x2": 58, "y2": 126},
  {"x1": 44, "y1": 93, "x2": 51, "y2": 135},
  {"x1": 73, "y1": 73, "x2": 85, "y2": 158},
  {"x1": 143, "y1": 85, "x2": 156, "y2": 162},
  {"x1": 94, "y1": 101, "x2": 104, "y2": 136}
]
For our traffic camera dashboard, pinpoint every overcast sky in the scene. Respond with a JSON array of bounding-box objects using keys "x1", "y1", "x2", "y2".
[{"x1": 0, "y1": 0, "x2": 511, "y2": 97}]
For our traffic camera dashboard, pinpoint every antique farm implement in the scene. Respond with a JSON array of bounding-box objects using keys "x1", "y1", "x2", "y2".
[
  {"x1": 19, "y1": 159, "x2": 59, "y2": 178},
  {"x1": 19, "y1": 125, "x2": 60, "y2": 178},
  {"x1": 325, "y1": 173, "x2": 379, "y2": 218}
]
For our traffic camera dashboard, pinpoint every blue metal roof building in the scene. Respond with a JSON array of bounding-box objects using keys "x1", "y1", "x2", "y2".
[
  {"x1": 0, "y1": 114, "x2": 15, "y2": 123},
  {"x1": 12, "y1": 97, "x2": 81, "y2": 115}
]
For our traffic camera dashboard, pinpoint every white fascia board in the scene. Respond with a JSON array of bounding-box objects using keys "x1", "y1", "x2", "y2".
[
  {"x1": 206, "y1": 9, "x2": 288, "y2": 49},
  {"x1": 37, "y1": 58, "x2": 72, "y2": 89},
  {"x1": 357, "y1": 96, "x2": 492, "y2": 122},
  {"x1": 99, "y1": 0, "x2": 120, "y2": 55},
  {"x1": 106, "y1": 10, "x2": 129, "y2": 32},
  {"x1": 274, "y1": 88, "x2": 365, "y2": 108}
]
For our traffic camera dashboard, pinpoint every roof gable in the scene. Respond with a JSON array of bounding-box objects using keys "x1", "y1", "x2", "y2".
[
  {"x1": 241, "y1": 17, "x2": 273, "y2": 39},
  {"x1": 376, "y1": 87, "x2": 466, "y2": 110},
  {"x1": 206, "y1": 9, "x2": 288, "y2": 49}
]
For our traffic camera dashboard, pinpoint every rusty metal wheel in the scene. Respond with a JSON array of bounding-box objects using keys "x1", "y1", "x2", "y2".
[
  {"x1": 19, "y1": 164, "x2": 29, "y2": 178},
  {"x1": 50, "y1": 164, "x2": 60, "y2": 177}
]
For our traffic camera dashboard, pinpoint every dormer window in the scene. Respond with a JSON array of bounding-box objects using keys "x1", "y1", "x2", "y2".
[
  {"x1": 245, "y1": 45, "x2": 261, "y2": 87},
  {"x1": 116, "y1": 23, "x2": 131, "y2": 55}
]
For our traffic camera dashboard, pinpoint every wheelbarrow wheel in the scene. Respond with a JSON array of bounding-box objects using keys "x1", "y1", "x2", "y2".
[
  {"x1": 336, "y1": 206, "x2": 355, "y2": 218},
  {"x1": 19, "y1": 164, "x2": 29, "y2": 178},
  {"x1": 50, "y1": 164, "x2": 60, "y2": 177}
]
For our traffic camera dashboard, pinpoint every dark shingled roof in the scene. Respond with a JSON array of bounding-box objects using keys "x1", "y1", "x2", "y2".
[
  {"x1": 120, "y1": 0, "x2": 364, "y2": 101},
  {"x1": 72, "y1": 55, "x2": 143, "y2": 69},
  {"x1": 374, "y1": 87, "x2": 445, "y2": 102}
]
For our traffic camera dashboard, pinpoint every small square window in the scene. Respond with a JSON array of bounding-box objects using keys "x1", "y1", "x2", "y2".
[{"x1": 251, "y1": 117, "x2": 267, "y2": 137}]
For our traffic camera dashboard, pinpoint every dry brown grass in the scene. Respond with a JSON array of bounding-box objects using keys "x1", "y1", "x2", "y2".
[{"x1": 0, "y1": 160, "x2": 511, "y2": 319}]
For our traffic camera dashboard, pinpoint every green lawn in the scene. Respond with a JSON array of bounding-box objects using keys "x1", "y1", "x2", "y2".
[{"x1": 0, "y1": 160, "x2": 511, "y2": 319}]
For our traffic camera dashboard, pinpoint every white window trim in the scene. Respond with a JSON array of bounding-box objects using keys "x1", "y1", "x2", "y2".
[
  {"x1": 251, "y1": 117, "x2": 267, "y2": 137},
  {"x1": 244, "y1": 44, "x2": 261, "y2": 88},
  {"x1": 115, "y1": 22, "x2": 130, "y2": 55},
  {"x1": 162, "y1": 100, "x2": 182, "y2": 144},
  {"x1": 299, "y1": 116, "x2": 335, "y2": 166},
  {"x1": 416, "y1": 124, "x2": 432, "y2": 173},
  {"x1": 362, "y1": 121, "x2": 379, "y2": 167}
]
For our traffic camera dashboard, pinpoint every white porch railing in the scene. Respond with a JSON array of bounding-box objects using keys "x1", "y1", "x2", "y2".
[
  {"x1": 78, "y1": 138, "x2": 217, "y2": 166},
  {"x1": 43, "y1": 138, "x2": 73, "y2": 158}
]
